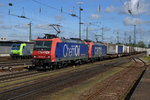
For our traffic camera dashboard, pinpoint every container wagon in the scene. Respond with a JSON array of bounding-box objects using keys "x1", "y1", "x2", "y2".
[{"x1": 107, "y1": 43, "x2": 116, "y2": 55}]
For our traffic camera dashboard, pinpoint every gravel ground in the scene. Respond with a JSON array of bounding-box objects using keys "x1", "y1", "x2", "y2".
[{"x1": 79, "y1": 62, "x2": 146, "y2": 100}]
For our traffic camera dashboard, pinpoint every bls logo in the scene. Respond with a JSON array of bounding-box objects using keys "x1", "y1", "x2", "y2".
[{"x1": 63, "y1": 44, "x2": 80, "y2": 57}]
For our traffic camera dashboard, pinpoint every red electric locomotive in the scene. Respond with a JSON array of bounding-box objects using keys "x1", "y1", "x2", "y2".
[{"x1": 32, "y1": 34, "x2": 89, "y2": 69}]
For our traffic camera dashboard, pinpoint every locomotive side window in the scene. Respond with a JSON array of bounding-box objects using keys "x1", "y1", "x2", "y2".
[{"x1": 34, "y1": 41, "x2": 52, "y2": 51}]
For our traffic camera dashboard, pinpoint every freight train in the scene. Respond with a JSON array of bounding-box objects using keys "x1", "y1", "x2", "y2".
[
  {"x1": 10, "y1": 43, "x2": 34, "y2": 59},
  {"x1": 32, "y1": 34, "x2": 146, "y2": 69}
]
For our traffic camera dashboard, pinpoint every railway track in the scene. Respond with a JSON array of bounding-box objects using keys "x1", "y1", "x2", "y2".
[
  {"x1": 0, "y1": 62, "x2": 31, "y2": 67},
  {"x1": 0, "y1": 56, "x2": 31, "y2": 62},
  {"x1": 0, "y1": 54, "x2": 143, "y2": 100},
  {"x1": 0, "y1": 71, "x2": 38, "y2": 82},
  {"x1": 0, "y1": 59, "x2": 31, "y2": 64},
  {"x1": 84, "y1": 66, "x2": 135, "y2": 100},
  {"x1": 0, "y1": 56, "x2": 11, "y2": 61},
  {"x1": 0, "y1": 59, "x2": 32, "y2": 72}
]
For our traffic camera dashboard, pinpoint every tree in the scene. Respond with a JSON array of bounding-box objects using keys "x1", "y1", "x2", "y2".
[
  {"x1": 137, "y1": 41, "x2": 146, "y2": 48},
  {"x1": 148, "y1": 44, "x2": 150, "y2": 48}
]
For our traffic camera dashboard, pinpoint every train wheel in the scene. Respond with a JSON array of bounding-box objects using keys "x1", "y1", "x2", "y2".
[
  {"x1": 52, "y1": 65, "x2": 56, "y2": 70},
  {"x1": 48, "y1": 65, "x2": 53, "y2": 70},
  {"x1": 58, "y1": 64, "x2": 62, "y2": 69},
  {"x1": 8, "y1": 67, "x2": 12, "y2": 72},
  {"x1": 11, "y1": 56, "x2": 14, "y2": 59}
]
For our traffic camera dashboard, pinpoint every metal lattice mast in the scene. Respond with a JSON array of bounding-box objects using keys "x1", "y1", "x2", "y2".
[
  {"x1": 134, "y1": 25, "x2": 136, "y2": 45},
  {"x1": 28, "y1": 22, "x2": 32, "y2": 41},
  {"x1": 86, "y1": 27, "x2": 88, "y2": 40},
  {"x1": 117, "y1": 31, "x2": 119, "y2": 43},
  {"x1": 101, "y1": 27, "x2": 104, "y2": 42},
  {"x1": 79, "y1": 7, "x2": 83, "y2": 39}
]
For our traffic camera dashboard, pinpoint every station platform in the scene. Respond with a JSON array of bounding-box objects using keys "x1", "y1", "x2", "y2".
[
  {"x1": 130, "y1": 65, "x2": 150, "y2": 100},
  {"x1": 0, "y1": 54, "x2": 10, "y2": 57}
]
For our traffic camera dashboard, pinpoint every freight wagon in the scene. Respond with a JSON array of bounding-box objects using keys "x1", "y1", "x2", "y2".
[
  {"x1": 123, "y1": 45, "x2": 129, "y2": 54},
  {"x1": 107, "y1": 43, "x2": 116, "y2": 55},
  {"x1": 116, "y1": 45, "x2": 123, "y2": 54},
  {"x1": 129, "y1": 46, "x2": 135, "y2": 54}
]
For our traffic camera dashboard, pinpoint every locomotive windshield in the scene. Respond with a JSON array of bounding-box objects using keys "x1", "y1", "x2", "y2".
[
  {"x1": 34, "y1": 41, "x2": 52, "y2": 51},
  {"x1": 11, "y1": 44, "x2": 20, "y2": 50}
]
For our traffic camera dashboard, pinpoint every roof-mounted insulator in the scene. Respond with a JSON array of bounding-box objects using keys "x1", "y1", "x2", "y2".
[
  {"x1": 43, "y1": 34, "x2": 58, "y2": 39},
  {"x1": 70, "y1": 38, "x2": 82, "y2": 41},
  {"x1": 9, "y1": 3, "x2": 13, "y2": 6}
]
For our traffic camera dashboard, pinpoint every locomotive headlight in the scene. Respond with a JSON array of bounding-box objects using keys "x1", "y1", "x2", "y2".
[
  {"x1": 34, "y1": 56, "x2": 37, "y2": 58},
  {"x1": 47, "y1": 56, "x2": 50, "y2": 58}
]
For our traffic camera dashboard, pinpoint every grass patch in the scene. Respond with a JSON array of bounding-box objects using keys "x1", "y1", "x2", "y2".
[
  {"x1": 40, "y1": 62, "x2": 132, "y2": 100},
  {"x1": 143, "y1": 56, "x2": 150, "y2": 62}
]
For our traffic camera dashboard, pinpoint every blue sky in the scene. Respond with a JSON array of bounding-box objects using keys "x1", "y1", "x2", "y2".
[{"x1": 0, "y1": 0, "x2": 150, "y2": 45}]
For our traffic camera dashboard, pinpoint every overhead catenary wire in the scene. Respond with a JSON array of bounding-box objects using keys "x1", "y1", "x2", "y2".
[
  {"x1": 119, "y1": 0, "x2": 133, "y2": 16},
  {"x1": 31, "y1": 0, "x2": 78, "y2": 17},
  {"x1": 31, "y1": 0, "x2": 101, "y2": 28},
  {"x1": 1, "y1": 0, "x2": 103, "y2": 36},
  {"x1": 9, "y1": 0, "x2": 30, "y2": 6},
  {"x1": 33, "y1": 0, "x2": 98, "y2": 26}
]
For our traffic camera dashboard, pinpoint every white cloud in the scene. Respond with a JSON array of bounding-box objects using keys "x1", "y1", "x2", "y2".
[
  {"x1": 15, "y1": 24, "x2": 29, "y2": 29},
  {"x1": 9, "y1": 33, "x2": 27, "y2": 38},
  {"x1": 136, "y1": 27, "x2": 149, "y2": 35},
  {"x1": 123, "y1": 17, "x2": 146, "y2": 25},
  {"x1": 88, "y1": 28, "x2": 99, "y2": 32},
  {"x1": 105, "y1": 6, "x2": 118, "y2": 13},
  {"x1": 0, "y1": 25, "x2": 12, "y2": 29},
  {"x1": 85, "y1": 27, "x2": 111, "y2": 33},
  {"x1": 122, "y1": 0, "x2": 148, "y2": 16},
  {"x1": 0, "y1": 3, "x2": 5, "y2": 7},
  {"x1": 114, "y1": 28, "x2": 120, "y2": 32},
  {"x1": 103, "y1": 27, "x2": 111, "y2": 32},
  {"x1": 0, "y1": 15, "x2": 3, "y2": 18},
  {"x1": 90, "y1": 13, "x2": 101, "y2": 20},
  {"x1": 35, "y1": 24, "x2": 52, "y2": 30},
  {"x1": 54, "y1": 15, "x2": 64, "y2": 21},
  {"x1": 0, "y1": 15, "x2": 4, "y2": 24},
  {"x1": 0, "y1": 20, "x2": 3, "y2": 24}
]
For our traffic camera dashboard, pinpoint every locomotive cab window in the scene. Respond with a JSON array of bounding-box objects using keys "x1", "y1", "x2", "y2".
[
  {"x1": 34, "y1": 41, "x2": 52, "y2": 51},
  {"x1": 11, "y1": 44, "x2": 20, "y2": 50}
]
